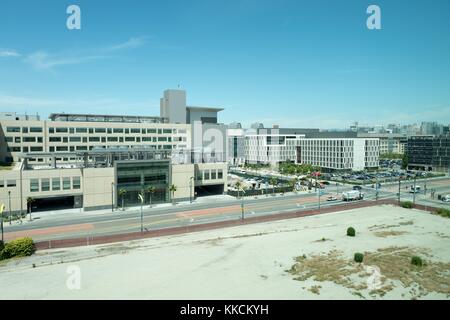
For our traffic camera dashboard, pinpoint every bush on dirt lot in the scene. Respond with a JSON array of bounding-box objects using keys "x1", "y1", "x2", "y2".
[
  {"x1": 436, "y1": 208, "x2": 450, "y2": 218},
  {"x1": 347, "y1": 227, "x2": 356, "y2": 237},
  {"x1": 1, "y1": 237, "x2": 35, "y2": 259},
  {"x1": 411, "y1": 256, "x2": 423, "y2": 267},
  {"x1": 400, "y1": 201, "x2": 413, "y2": 209},
  {"x1": 354, "y1": 253, "x2": 364, "y2": 263}
]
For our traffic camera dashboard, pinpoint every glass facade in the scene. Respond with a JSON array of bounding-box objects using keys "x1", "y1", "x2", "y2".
[{"x1": 116, "y1": 160, "x2": 170, "y2": 207}]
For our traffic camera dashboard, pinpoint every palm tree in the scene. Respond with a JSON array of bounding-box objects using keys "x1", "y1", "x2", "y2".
[
  {"x1": 169, "y1": 184, "x2": 177, "y2": 205},
  {"x1": 26, "y1": 197, "x2": 34, "y2": 221},
  {"x1": 118, "y1": 188, "x2": 127, "y2": 211},
  {"x1": 147, "y1": 186, "x2": 156, "y2": 207},
  {"x1": 289, "y1": 178, "x2": 297, "y2": 193},
  {"x1": 269, "y1": 177, "x2": 277, "y2": 196},
  {"x1": 235, "y1": 180, "x2": 243, "y2": 199}
]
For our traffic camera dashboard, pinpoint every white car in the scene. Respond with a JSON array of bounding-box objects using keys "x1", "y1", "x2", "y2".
[{"x1": 442, "y1": 195, "x2": 450, "y2": 202}]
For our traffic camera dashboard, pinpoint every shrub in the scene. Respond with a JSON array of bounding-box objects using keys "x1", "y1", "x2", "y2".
[
  {"x1": 400, "y1": 201, "x2": 413, "y2": 209},
  {"x1": 411, "y1": 256, "x2": 423, "y2": 267},
  {"x1": 436, "y1": 208, "x2": 450, "y2": 218},
  {"x1": 1, "y1": 237, "x2": 35, "y2": 259},
  {"x1": 347, "y1": 227, "x2": 356, "y2": 237},
  {"x1": 354, "y1": 253, "x2": 364, "y2": 263}
]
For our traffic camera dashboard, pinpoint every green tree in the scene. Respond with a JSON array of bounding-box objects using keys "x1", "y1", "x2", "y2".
[
  {"x1": 147, "y1": 186, "x2": 156, "y2": 207},
  {"x1": 269, "y1": 177, "x2": 277, "y2": 195},
  {"x1": 289, "y1": 178, "x2": 297, "y2": 192},
  {"x1": 118, "y1": 188, "x2": 127, "y2": 211},
  {"x1": 26, "y1": 197, "x2": 35, "y2": 221},
  {"x1": 402, "y1": 153, "x2": 409, "y2": 170},
  {"x1": 169, "y1": 184, "x2": 177, "y2": 204}
]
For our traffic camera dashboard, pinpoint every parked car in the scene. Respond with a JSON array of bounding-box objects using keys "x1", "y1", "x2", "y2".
[
  {"x1": 326, "y1": 196, "x2": 338, "y2": 201},
  {"x1": 353, "y1": 185, "x2": 363, "y2": 191},
  {"x1": 442, "y1": 195, "x2": 450, "y2": 202}
]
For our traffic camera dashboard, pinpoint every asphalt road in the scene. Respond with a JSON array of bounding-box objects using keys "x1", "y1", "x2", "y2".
[{"x1": 3, "y1": 178, "x2": 449, "y2": 242}]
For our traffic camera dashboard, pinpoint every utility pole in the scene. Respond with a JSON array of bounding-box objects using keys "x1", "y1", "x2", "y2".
[
  {"x1": 240, "y1": 188, "x2": 246, "y2": 220},
  {"x1": 318, "y1": 187, "x2": 321, "y2": 211},
  {"x1": 398, "y1": 176, "x2": 401, "y2": 205},
  {"x1": 413, "y1": 175, "x2": 417, "y2": 205}
]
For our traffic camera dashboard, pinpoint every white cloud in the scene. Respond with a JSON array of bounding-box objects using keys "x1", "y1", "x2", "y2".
[
  {"x1": 0, "y1": 49, "x2": 21, "y2": 57},
  {"x1": 25, "y1": 51, "x2": 106, "y2": 70},
  {"x1": 107, "y1": 37, "x2": 148, "y2": 51},
  {"x1": 0, "y1": 93, "x2": 159, "y2": 116},
  {"x1": 23, "y1": 36, "x2": 148, "y2": 71}
]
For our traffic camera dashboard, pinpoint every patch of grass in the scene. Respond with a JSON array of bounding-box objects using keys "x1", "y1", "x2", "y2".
[
  {"x1": 374, "y1": 230, "x2": 408, "y2": 238},
  {"x1": 287, "y1": 246, "x2": 450, "y2": 298},
  {"x1": 398, "y1": 220, "x2": 414, "y2": 226},
  {"x1": 435, "y1": 208, "x2": 450, "y2": 219},
  {"x1": 308, "y1": 285, "x2": 322, "y2": 295}
]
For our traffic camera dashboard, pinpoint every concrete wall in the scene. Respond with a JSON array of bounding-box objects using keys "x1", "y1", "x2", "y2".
[
  {"x1": 353, "y1": 139, "x2": 366, "y2": 171},
  {"x1": 171, "y1": 164, "x2": 195, "y2": 201},
  {"x1": 83, "y1": 167, "x2": 115, "y2": 210}
]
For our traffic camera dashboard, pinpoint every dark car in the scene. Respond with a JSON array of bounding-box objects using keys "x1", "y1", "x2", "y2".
[{"x1": 353, "y1": 185, "x2": 363, "y2": 191}]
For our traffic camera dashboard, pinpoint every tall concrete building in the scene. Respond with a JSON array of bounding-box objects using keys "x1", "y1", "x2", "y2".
[{"x1": 0, "y1": 89, "x2": 228, "y2": 215}]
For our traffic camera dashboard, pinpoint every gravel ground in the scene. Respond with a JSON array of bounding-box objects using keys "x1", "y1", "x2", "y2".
[{"x1": 1, "y1": 204, "x2": 449, "y2": 300}]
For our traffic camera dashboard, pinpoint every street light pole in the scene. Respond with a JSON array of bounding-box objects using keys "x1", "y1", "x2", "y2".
[
  {"x1": 138, "y1": 193, "x2": 144, "y2": 233},
  {"x1": 0, "y1": 203, "x2": 4, "y2": 243},
  {"x1": 189, "y1": 177, "x2": 194, "y2": 203},
  {"x1": 413, "y1": 175, "x2": 417, "y2": 205},
  {"x1": 111, "y1": 182, "x2": 114, "y2": 212},
  {"x1": 8, "y1": 191, "x2": 11, "y2": 225},
  {"x1": 398, "y1": 176, "x2": 401, "y2": 205}
]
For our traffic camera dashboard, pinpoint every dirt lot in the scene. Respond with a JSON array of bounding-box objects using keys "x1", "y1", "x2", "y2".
[{"x1": 1, "y1": 205, "x2": 449, "y2": 299}]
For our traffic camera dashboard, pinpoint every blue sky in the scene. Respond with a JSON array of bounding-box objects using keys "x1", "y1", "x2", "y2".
[{"x1": 0, "y1": 0, "x2": 449, "y2": 129}]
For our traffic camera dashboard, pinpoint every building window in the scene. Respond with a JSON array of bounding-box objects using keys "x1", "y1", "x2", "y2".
[
  {"x1": 130, "y1": 128, "x2": 140, "y2": 134},
  {"x1": 6, "y1": 180, "x2": 16, "y2": 187},
  {"x1": 218, "y1": 169, "x2": 223, "y2": 179},
  {"x1": 6, "y1": 127, "x2": 20, "y2": 133},
  {"x1": 0, "y1": 180, "x2": 4, "y2": 188},
  {"x1": 72, "y1": 177, "x2": 81, "y2": 189},
  {"x1": 23, "y1": 137, "x2": 36, "y2": 142},
  {"x1": 95, "y1": 128, "x2": 106, "y2": 133},
  {"x1": 69, "y1": 128, "x2": 75, "y2": 134},
  {"x1": 76, "y1": 128, "x2": 88, "y2": 133},
  {"x1": 30, "y1": 147, "x2": 43, "y2": 152},
  {"x1": 56, "y1": 146, "x2": 68, "y2": 152},
  {"x1": 30, "y1": 127, "x2": 42, "y2": 133},
  {"x1": 204, "y1": 170, "x2": 210, "y2": 180},
  {"x1": 30, "y1": 179, "x2": 39, "y2": 192},
  {"x1": 22, "y1": 127, "x2": 28, "y2": 133},
  {"x1": 52, "y1": 178, "x2": 60, "y2": 191},
  {"x1": 70, "y1": 137, "x2": 81, "y2": 142},
  {"x1": 211, "y1": 170, "x2": 217, "y2": 180},
  {"x1": 41, "y1": 178, "x2": 50, "y2": 191},
  {"x1": 113, "y1": 128, "x2": 124, "y2": 133},
  {"x1": 63, "y1": 177, "x2": 71, "y2": 190},
  {"x1": 49, "y1": 137, "x2": 61, "y2": 142},
  {"x1": 89, "y1": 137, "x2": 100, "y2": 142},
  {"x1": 56, "y1": 127, "x2": 68, "y2": 133}
]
